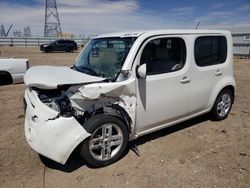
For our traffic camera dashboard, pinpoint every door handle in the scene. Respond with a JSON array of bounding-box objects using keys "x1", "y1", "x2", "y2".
[
  {"x1": 214, "y1": 70, "x2": 222, "y2": 76},
  {"x1": 180, "y1": 76, "x2": 191, "y2": 84}
]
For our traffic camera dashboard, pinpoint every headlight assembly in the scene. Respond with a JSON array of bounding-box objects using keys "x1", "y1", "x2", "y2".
[
  {"x1": 38, "y1": 91, "x2": 74, "y2": 116},
  {"x1": 46, "y1": 100, "x2": 60, "y2": 112}
]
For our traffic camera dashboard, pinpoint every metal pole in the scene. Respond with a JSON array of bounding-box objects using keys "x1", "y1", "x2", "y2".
[{"x1": 11, "y1": 38, "x2": 13, "y2": 46}]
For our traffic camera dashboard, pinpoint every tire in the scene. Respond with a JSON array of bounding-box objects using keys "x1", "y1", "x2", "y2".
[
  {"x1": 210, "y1": 89, "x2": 233, "y2": 121},
  {"x1": 45, "y1": 47, "x2": 52, "y2": 53},
  {"x1": 0, "y1": 72, "x2": 13, "y2": 85},
  {"x1": 81, "y1": 114, "x2": 128, "y2": 168},
  {"x1": 66, "y1": 47, "x2": 73, "y2": 52}
]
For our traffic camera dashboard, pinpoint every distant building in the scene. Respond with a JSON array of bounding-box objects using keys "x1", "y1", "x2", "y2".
[
  {"x1": 61, "y1": 32, "x2": 74, "y2": 38},
  {"x1": 230, "y1": 26, "x2": 250, "y2": 57}
]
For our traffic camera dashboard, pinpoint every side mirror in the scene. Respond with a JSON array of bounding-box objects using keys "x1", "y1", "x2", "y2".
[{"x1": 137, "y1": 64, "x2": 147, "y2": 79}]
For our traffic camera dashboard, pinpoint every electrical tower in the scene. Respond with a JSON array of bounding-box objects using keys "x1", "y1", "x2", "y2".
[
  {"x1": 1, "y1": 24, "x2": 13, "y2": 37},
  {"x1": 44, "y1": 0, "x2": 62, "y2": 37},
  {"x1": 13, "y1": 30, "x2": 22, "y2": 37},
  {"x1": 24, "y1": 26, "x2": 32, "y2": 37}
]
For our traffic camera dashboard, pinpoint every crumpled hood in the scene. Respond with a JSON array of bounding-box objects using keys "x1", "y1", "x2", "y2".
[{"x1": 24, "y1": 66, "x2": 105, "y2": 89}]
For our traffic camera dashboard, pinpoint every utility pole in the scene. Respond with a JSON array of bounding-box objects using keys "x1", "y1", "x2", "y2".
[{"x1": 44, "y1": 0, "x2": 62, "y2": 37}]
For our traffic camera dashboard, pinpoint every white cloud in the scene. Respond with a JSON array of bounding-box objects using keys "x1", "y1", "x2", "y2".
[
  {"x1": 195, "y1": 10, "x2": 250, "y2": 29},
  {"x1": 238, "y1": 3, "x2": 250, "y2": 11},
  {"x1": 172, "y1": 6, "x2": 195, "y2": 12},
  {"x1": 0, "y1": 0, "x2": 250, "y2": 36},
  {"x1": 1, "y1": 0, "x2": 186, "y2": 36},
  {"x1": 212, "y1": 2, "x2": 227, "y2": 9}
]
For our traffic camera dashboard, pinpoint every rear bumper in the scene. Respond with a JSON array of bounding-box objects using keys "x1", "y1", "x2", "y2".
[{"x1": 24, "y1": 89, "x2": 91, "y2": 164}]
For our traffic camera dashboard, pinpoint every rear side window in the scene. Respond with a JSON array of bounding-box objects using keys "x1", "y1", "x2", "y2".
[
  {"x1": 194, "y1": 36, "x2": 227, "y2": 66},
  {"x1": 141, "y1": 37, "x2": 186, "y2": 75}
]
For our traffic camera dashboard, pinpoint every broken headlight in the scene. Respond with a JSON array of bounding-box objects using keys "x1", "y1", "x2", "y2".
[
  {"x1": 38, "y1": 92, "x2": 74, "y2": 117},
  {"x1": 45, "y1": 100, "x2": 60, "y2": 112}
]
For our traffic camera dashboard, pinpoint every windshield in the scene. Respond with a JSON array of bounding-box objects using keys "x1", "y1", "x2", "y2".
[{"x1": 74, "y1": 37, "x2": 136, "y2": 80}]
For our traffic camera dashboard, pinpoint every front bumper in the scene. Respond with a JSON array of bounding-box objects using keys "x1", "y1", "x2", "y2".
[{"x1": 24, "y1": 89, "x2": 91, "y2": 164}]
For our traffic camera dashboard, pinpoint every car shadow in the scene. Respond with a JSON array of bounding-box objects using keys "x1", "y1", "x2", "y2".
[
  {"x1": 39, "y1": 144, "x2": 85, "y2": 173},
  {"x1": 132, "y1": 113, "x2": 210, "y2": 147},
  {"x1": 40, "y1": 114, "x2": 210, "y2": 172},
  {"x1": 41, "y1": 51, "x2": 79, "y2": 54}
]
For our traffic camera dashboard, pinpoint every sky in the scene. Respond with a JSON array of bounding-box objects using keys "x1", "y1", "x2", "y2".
[{"x1": 0, "y1": 0, "x2": 250, "y2": 37}]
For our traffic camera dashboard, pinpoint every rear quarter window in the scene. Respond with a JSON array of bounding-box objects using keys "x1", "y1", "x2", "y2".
[{"x1": 194, "y1": 36, "x2": 227, "y2": 67}]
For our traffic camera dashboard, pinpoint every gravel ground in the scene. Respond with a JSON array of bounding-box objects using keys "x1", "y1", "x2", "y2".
[{"x1": 0, "y1": 47, "x2": 249, "y2": 188}]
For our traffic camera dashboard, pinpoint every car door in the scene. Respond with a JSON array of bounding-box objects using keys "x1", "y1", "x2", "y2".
[
  {"x1": 190, "y1": 35, "x2": 228, "y2": 112},
  {"x1": 135, "y1": 35, "x2": 192, "y2": 135},
  {"x1": 54, "y1": 40, "x2": 64, "y2": 51}
]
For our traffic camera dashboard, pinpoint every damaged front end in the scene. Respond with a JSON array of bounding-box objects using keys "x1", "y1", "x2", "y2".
[
  {"x1": 68, "y1": 75, "x2": 137, "y2": 133},
  {"x1": 24, "y1": 36, "x2": 138, "y2": 165},
  {"x1": 24, "y1": 75, "x2": 136, "y2": 164},
  {"x1": 24, "y1": 87, "x2": 91, "y2": 165}
]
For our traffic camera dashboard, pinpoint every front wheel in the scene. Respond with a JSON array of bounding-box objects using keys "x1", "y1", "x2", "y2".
[
  {"x1": 210, "y1": 89, "x2": 233, "y2": 120},
  {"x1": 81, "y1": 114, "x2": 128, "y2": 168},
  {"x1": 45, "y1": 47, "x2": 52, "y2": 53}
]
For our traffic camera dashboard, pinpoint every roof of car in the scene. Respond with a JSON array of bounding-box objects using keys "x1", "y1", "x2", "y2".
[
  {"x1": 95, "y1": 29, "x2": 230, "y2": 39},
  {"x1": 56, "y1": 39, "x2": 74, "y2": 41}
]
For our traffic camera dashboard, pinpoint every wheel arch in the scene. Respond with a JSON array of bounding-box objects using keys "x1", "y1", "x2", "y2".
[
  {"x1": 221, "y1": 85, "x2": 235, "y2": 103},
  {"x1": 209, "y1": 78, "x2": 235, "y2": 110},
  {"x1": 0, "y1": 71, "x2": 13, "y2": 85},
  {"x1": 91, "y1": 104, "x2": 132, "y2": 134},
  {"x1": 208, "y1": 76, "x2": 236, "y2": 110}
]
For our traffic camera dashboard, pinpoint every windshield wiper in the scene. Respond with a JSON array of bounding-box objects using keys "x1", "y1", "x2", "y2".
[
  {"x1": 79, "y1": 66, "x2": 99, "y2": 76},
  {"x1": 73, "y1": 65, "x2": 98, "y2": 76},
  {"x1": 73, "y1": 65, "x2": 108, "y2": 79}
]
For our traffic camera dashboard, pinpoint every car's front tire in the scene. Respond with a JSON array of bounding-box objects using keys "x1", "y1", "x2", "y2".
[
  {"x1": 81, "y1": 114, "x2": 128, "y2": 168},
  {"x1": 45, "y1": 47, "x2": 52, "y2": 53},
  {"x1": 210, "y1": 89, "x2": 233, "y2": 120}
]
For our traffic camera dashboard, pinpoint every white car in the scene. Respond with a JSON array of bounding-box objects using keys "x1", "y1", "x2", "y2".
[
  {"x1": 0, "y1": 58, "x2": 29, "y2": 85},
  {"x1": 24, "y1": 30, "x2": 235, "y2": 167}
]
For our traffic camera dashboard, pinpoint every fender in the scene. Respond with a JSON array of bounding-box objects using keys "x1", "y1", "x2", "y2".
[{"x1": 208, "y1": 75, "x2": 236, "y2": 110}]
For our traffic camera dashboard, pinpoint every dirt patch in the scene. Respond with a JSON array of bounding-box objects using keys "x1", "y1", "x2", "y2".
[{"x1": 0, "y1": 46, "x2": 249, "y2": 188}]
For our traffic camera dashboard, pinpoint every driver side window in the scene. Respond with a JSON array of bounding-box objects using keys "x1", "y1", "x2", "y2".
[{"x1": 140, "y1": 37, "x2": 186, "y2": 75}]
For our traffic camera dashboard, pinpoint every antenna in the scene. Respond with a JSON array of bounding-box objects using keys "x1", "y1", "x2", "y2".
[
  {"x1": 195, "y1": 22, "x2": 200, "y2": 30},
  {"x1": 44, "y1": 0, "x2": 62, "y2": 37}
]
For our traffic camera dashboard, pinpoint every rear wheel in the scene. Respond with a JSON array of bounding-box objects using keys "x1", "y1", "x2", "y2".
[
  {"x1": 81, "y1": 114, "x2": 128, "y2": 168},
  {"x1": 210, "y1": 89, "x2": 233, "y2": 120},
  {"x1": 66, "y1": 47, "x2": 73, "y2": 52},
  {"x1": 0, "y1": 72, "x2": 13, "y2": 85}
]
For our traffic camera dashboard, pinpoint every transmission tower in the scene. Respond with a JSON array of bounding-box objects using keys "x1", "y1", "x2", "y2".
[
  {"x1": 13, "y1": 30, "x2": 22, "y2": 37},
  {"x1": 44, "y1": 0, "x2": 62, "y2": 37},
  {"x1": 24, "y1": 26, "x2": 32, "y2": 37},
  {"x1": 1, "y1": 24, "x2": 13, "y2": 37}
]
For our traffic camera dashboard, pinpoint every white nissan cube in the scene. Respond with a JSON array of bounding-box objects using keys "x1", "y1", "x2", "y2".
[{"x1": 24, "y1": 30, "x2": 235, "y2": 167}]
